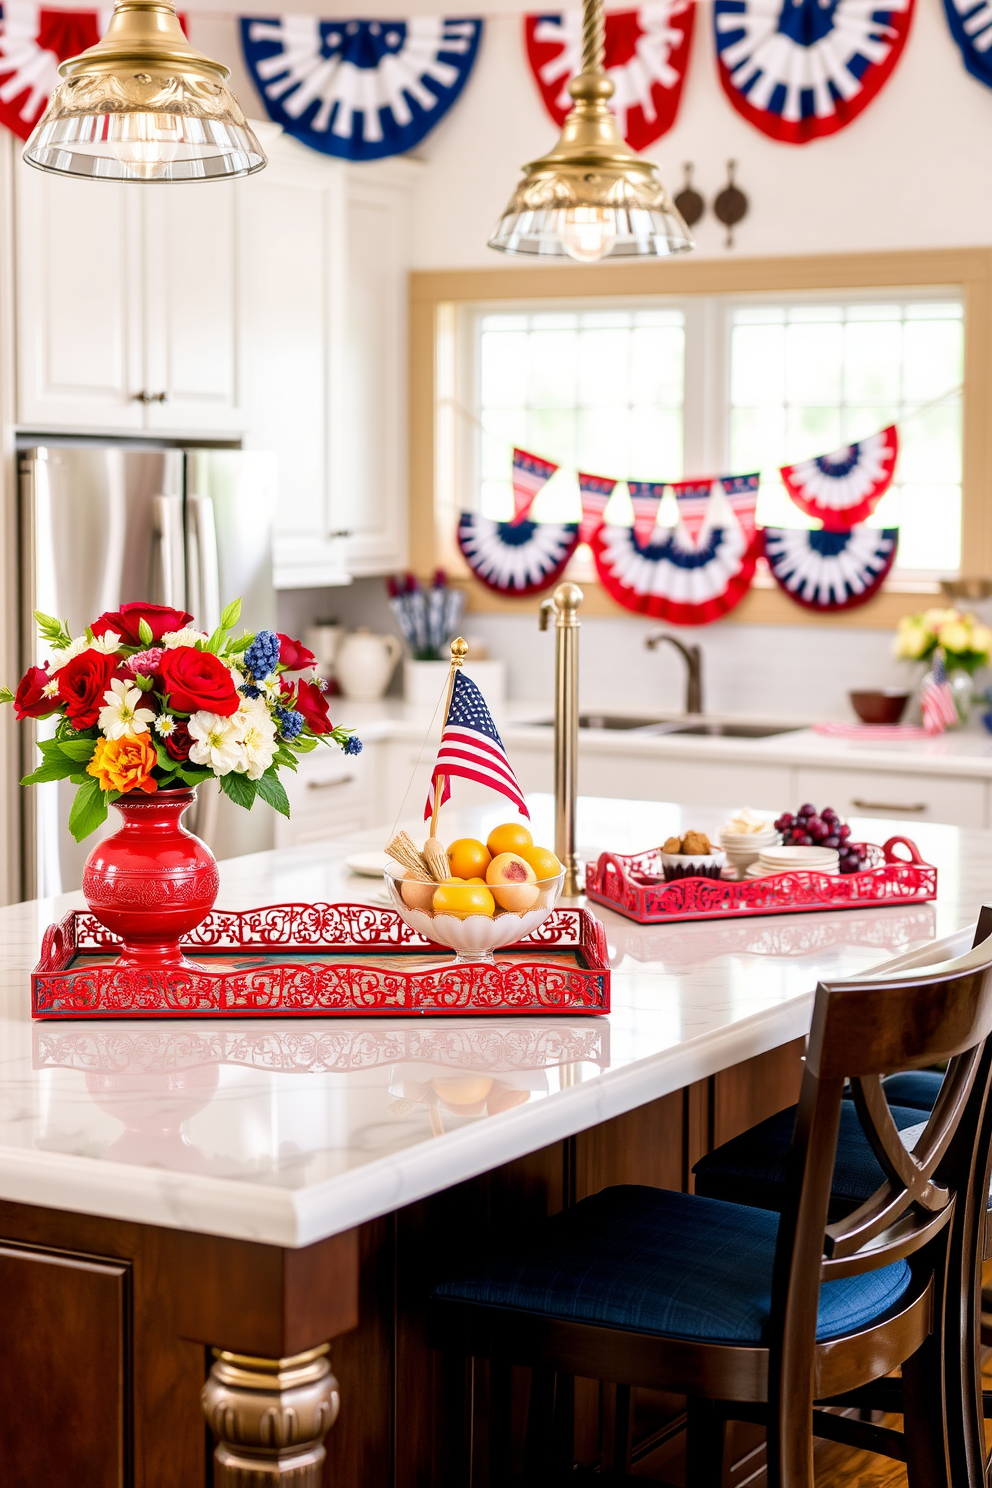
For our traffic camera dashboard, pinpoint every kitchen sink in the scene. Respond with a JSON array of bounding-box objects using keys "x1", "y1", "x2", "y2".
[
  {"x1": 577, "y1": 713, "x2": 674, "y2": 732},
  {"x1": 664, "y1": 722, "x2": 803, "y2": 738}
]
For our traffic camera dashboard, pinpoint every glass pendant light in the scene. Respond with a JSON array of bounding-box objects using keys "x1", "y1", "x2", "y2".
[
  {"x1": 488, "y1": 0, "x2": 692, "y2": 261},
  {"x1": 23, "y1": 0, "x2": 266, "y2": 183}
]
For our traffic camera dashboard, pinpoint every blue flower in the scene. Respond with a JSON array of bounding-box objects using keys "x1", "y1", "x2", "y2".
[
  {"x1": 344, "y1": 735, "x2": 363, "y2": 756},
  {"x1": 244, "y1": 629, "x2": 280, "y2": 681},
  {"x1": 240, "y1": 683, "x2": 261, "y2": 699},
  {"x1": 277, "y1": 707, "x2": 304, "y2": 740}
]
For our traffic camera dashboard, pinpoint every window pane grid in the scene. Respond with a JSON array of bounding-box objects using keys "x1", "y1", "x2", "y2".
[{"x1": 728, "y1": 300, "x2": 963, "y2": 576}]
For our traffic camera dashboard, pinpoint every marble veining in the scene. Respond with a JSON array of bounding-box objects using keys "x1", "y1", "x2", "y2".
[{"x1": 0, "y1": 794, "x2": 982, "y2": 1247}]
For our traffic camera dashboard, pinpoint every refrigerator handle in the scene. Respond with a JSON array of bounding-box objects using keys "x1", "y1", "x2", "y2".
[
  {"x1": 152, "y1": 495, "x2": 185, "y2": 609},
  {"x1": 186, "y1": 494, "x2": 221, "y2": 635}
]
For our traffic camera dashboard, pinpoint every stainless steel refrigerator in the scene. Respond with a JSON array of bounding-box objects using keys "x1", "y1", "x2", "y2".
[{"x1": 19, "y1": 443, "x2": 278, "y2": 899}]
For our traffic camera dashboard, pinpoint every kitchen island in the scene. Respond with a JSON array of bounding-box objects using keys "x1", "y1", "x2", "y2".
[{"x1": 0, "y1": 795, "x2": 982, "y2": 1485}]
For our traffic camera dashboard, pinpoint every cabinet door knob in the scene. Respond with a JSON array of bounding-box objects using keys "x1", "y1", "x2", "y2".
[
  {"x1": 155, "y1": 391, "x2": 168, "y2": 403},
  {"x1": 132, "y1": 390, "x2": 151, "y2": 403},
  {"x1": 851, "y1": 799, "x2": 927, "y2": 813}
]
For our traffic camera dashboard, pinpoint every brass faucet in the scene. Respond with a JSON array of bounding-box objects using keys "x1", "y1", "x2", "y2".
[
  {"x1": 645, "y1": 632, "x2": 704, "y2": 714},
  {"x1": 539, "y1": 583, "x2": 583, "y2": 896}
]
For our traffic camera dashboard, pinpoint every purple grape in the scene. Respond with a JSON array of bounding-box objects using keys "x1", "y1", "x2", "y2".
[
  {"x1": 824, "y1": 835, "x2": 840, "y2": 849},
  {"x1": 778, "y1": 812, "x2": 794, "y2": 829},
  {"x1": 838, "y1": 823, "x2": 851, "y2": 840},
  {"x1": 806, "y1": 815, "x2": 824, "y2": 837},
  {"x1": 799, "y1": 803, "x2": 816, "y2": 818}
]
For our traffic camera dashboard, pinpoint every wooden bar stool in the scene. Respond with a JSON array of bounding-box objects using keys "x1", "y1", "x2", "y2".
[{"x1": 430, "y1": 932, "x2": 992, "y2": 1488}]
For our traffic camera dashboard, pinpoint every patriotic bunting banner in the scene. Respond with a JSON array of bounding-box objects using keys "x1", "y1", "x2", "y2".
[
  {"x1": 592, "y1": 519, "x2": 761, "y2": 626},
  {"x1": 578, "y1": 472, "x2": 617, "y2": 544},
  {"x1": 712, "y1": 0, "x2": 914, "y2": 144},
  {"x1": 763, "y1": 526, "x2": 899, "y2": 611},
  {"x1": 721, "y1": 472, "x2": 760, "y2": 542},
  {"x1": 511, "y1": 447, "x2": 559, "y2": 525},
  {"x1": 780, "y1": 427, "x2": 898, "y2": 530},
  {"x1": 0, "y1": 3, "x2": 109, "y2": 140},
  {"x1": 628, "y1": 480, "x2": 665, "y2": 546},
  {"x1": 240, "y1": 14, "x2": 482, "y2": 161},
  {"x1": 671, "y1": 478, "x2": 712, "y2": 546},
  {"x1": 943, "y1": 0, "x2": 992, "y2": 89},
  {"x1": 524, "y1": 2, "x2": 695, "y2": 150},
  {"x1": 457, "y1": 513, "x2": 579, "y2": 596}
]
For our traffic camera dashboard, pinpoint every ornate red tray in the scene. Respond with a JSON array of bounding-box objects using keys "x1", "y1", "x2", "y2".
[
  {"x1": 584, "y1": 837, "x2": 936, "y2": 925},
  {"x1": 31, "y1": 903, "x2": 610, "y2": 1020}
]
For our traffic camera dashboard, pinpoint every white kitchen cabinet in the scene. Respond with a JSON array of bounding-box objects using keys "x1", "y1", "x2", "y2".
[
  {"x1": 15, "y1": 161, "x2": 243, "y2": 435},
  {"x1": 275, "y1": 741, "x2": 378, "y2": 848},
  {"x1": 238, "y1": 139, "x2": 416, "y2": 588},
  {"x1": 795, "y1": 767, "x2": 988, "y2": 830},
  {"x1": 577, "y1": 746, "x2": 791, "y2": 815}
]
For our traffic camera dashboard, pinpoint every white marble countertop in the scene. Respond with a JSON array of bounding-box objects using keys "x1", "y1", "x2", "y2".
[
  {"x1": 343, "y1": 700, "x2": 992, "y2": 779},
  {"x1": 0, "y1": 795, "x2": 981, "y2": 1248}
]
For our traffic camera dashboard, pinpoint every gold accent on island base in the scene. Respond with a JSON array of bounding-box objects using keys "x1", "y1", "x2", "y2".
[
  {"x1": 540, "y1": 582, "x2": 583, "y2": 896},
  {"x1": 201, "y1": 1343, "x2": 340, "y2": 1485}
]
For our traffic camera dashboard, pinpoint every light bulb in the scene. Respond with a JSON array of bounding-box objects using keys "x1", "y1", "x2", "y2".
[
  {"x1": 560, "y1": 207, "x2": 617, "y2": 263},
  {"x1": 108, "y1": 113, "x2": 182, "y2": 179}
]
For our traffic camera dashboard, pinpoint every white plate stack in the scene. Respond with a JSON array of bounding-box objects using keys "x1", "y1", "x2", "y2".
[
  {"x1": 720, "y1": 822, "x2": 780, "y2": 878},
  {"x1": 746, "y1": 845, "x2": 840, "y2": 879}
]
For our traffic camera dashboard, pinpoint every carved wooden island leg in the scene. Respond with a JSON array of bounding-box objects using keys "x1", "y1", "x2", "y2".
[{"x1": 202, "y1": 1343, "x2": 340, "y2": 1485}]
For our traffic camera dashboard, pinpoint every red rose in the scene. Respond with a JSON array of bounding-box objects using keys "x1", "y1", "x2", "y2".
[
  {"x1": 14, "y1": 665, "x2": 55, "y2": 720},
  {"x1": 164, "y1": 721, "x2": 193, "y2": 761},
  {"x1": 57, "y1": 651, "x2": 117, "y2": 729},
  {"x1": 157, "y1": 647, "x2": 239, "y2": 716},
  {"x1": 277, "y1": 633, "x2": 317, "y2": 672},
  {"x1": 295, "y1": 678, "x2": 332, "y2": 735},
  {"x1": 92, "y1": 602, "x2": 193, "y2": 648}
]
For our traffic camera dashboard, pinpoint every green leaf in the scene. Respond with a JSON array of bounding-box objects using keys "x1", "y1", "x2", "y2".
[
  {"x1": 293, "y1": 734, "x2": 318, "y2": 753},
  {"x1": 0, "y1": 685, "x2": 13, "y2": 705},
  {"x1": 228, "y1": 634, "x2": 252, "y2": 655},
  {"x1": 220, "y1": 597, "x2": 242, "y2": 631},
  {"x1": 22, "y1": 755, "x2": 82, "y2": 786},
  {"x1": 84, "y1": 626, "x2": 95, "y2": 643},
  {"x1": 133, "y1": 673, "x2": 154, "y2": 692},
  {"x1": 33, "y1": 611, "x2": 73, "y2": 650},
  {"x1": 220, "y1": 771, "x2": 257, "y2": 810},
  {"x1": 176, "y1": 766, "x2": 214, "y2": 787},
  {"x1": 204, "y1": 626, "x2": 225, "y2": 655},
  {"x1": 255, "y1": 767, "x2": 290, "y2": 818},
  {"x1": 58, "y1": 738, "x2": 99, "y2": 761},
  {"x1": 67, "y1": 776, "x2": 108, "y2": 842},
  {"x1": 137, "y1": 617, "x2": 154, "y2": 646}
]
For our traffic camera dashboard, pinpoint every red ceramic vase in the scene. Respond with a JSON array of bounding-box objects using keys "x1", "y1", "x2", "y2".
[{"x1": 81, "y1": 789, "x2": 219, "y2": 969}]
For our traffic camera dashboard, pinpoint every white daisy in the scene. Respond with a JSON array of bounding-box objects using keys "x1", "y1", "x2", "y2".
[
  {"x1": 154, "y1": 714, "x2": 177, "y2": 738},
  {"x1": 162, "y1": 627, "x2": 209, "y2": 649},
  {"x1": 49, "y1": 630, "x2": 122, "y2": 672},
  {"x1": 233, "y1": 697, "x2": 278, "y2": 780},
  {"x1": 188, "y1": 711, "x2": 244, "y2": 776},
  {"x1": 260, "y1": 674, "x2": 283, "y2": 704},
  {"x1": 42, "y1": 679, "x2": 60, "y2": 698},
  {"x1": 98, "y1": 678, "x2": 156, "y2": 740}
]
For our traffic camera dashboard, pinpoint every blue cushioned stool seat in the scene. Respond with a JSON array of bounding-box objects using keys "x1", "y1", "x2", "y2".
[
  {"x1": 693, "y1": 1101, "x2": 927, "y2": 1215},
  {"x1": 433, "y1": 1185, "x2": 911, "y2": 1347},
  {"x1": 880, "y1": 1071, "x2": 943, "y2": 1111}
]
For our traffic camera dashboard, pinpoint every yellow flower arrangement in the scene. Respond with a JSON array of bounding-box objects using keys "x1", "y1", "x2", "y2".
[{"x1": 894, "y1": 608, "x2": 992, "y2": 676}]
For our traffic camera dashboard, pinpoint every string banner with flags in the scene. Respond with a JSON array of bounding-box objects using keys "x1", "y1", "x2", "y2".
[
  {"x1": 425, "y1": 669, "x2": 530, "y2": 820},
  {"x1": 720, "y1": 472, "x2": 760, "y2": 542},
  {"x1": 943, "y1": 0, "x2": 992, "y2": 89},
  {"x1": 578, "y1": 472, "x2": 617, "y2": 544},
  {"x1": 511, "y1": 446, "x2": 559, "y2": 525},
  {"x1": 240, "y1": 14, "x2": 483, "y2": 161},
  {"x1": 628, "y1": 480, "x2": 665, "y2": 546},
  {"x1": 780, "y1": 427, "x2": 898, "y2": 530},
  {"x1": 524, "y1": 2, "x2": 695, "y2": 149},
  {"x1": 671, "y1": 478, "x2": 712, "y2": 547},
  {"x1": 712, "y1": 0, "x2": 914, "y2": 144}
]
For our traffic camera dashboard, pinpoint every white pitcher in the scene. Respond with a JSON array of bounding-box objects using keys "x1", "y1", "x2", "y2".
[{"x1": 335, "y1": 628, "x2": 402, "y2": 701}]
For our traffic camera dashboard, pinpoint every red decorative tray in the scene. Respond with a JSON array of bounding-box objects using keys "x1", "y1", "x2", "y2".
[
  {"x1": 31, "y1": 903, "x2": 610, "y2": 1020},
  {"x1": 584, "y1": 837, "x2": 936, "y2": 925}
]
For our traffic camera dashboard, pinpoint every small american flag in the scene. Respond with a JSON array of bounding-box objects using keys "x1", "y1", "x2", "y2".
[
  {"x1": 921, "y1": 654, "x2": 959, "y2": 735},
  {"x1": 425, "y1": 671, "x2": 530, "y2": 820}
]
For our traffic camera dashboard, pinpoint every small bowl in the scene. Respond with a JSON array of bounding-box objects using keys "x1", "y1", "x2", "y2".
[
  {"x1": 720, "y1": 829, "x2": 781, "y2": 877},
  {"x1": 849, "y1": 689, "x2": 911, "y2": 725},
  {"x1": 384, "y1": 865, "x2": 566, "y2": 964},
  {"x1": 660, "y1": 849, "x2": 726, "y2": 882}
]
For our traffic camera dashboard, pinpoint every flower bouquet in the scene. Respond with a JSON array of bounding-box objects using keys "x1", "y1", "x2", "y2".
[
  {"x1": 894, "y1": 608, "x2": 992, "y2": 675},
  {"x1": 2, "y1": 599, "x2": 361, "y2": 968}
]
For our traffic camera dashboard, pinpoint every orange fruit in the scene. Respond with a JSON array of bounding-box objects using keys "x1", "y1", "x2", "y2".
[
  {"x1": 521, "y1": 845, "x2": 563, "y2": 881},
  {"x1": 486, "y1": 822, "x2": 533, "y2": 857},
  {"x1": 446, "y1": 837, "x2": 492, "y2": 880},
  {"x1": 432, "y1": 881, "x2": 496, "y2": 919},
  {"x1": 400, "y1": 873, "x2": 436, "y2": 912},
  {"x1": 486, "y1": 852, "x2": 540, "y2": 912}
]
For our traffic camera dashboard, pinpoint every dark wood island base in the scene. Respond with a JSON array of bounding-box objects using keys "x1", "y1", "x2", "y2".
[{"x1": 0, "y1": 1041, "x2": 803, "y2": 1487}]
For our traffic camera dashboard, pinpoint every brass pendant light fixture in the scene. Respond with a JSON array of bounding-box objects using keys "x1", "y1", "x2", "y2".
[
  {"x1": 23, "y1": 0, "x2": 266, "y2": 182},
  {"x1": 489, "y1": 0, "x2": 692, "y2": 261}
]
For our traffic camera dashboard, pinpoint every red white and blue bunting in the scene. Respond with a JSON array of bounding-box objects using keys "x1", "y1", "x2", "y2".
[
  {"x1": 511, "y1": 446, "x2": 559, "y2": 524},
  {"x1": 763, "y1": 526, "x2": 899, "y2": 611},
  {"x1": 524, "y1": 2, "x2": 695, "y2": 150},
  {"x1": 578, "y1": 472, "x2": 617, "y2": 543},
  {"x1": 712, "y1": 0, "x2": 914, "y2": 144},
  {"x1": 458, "y1": 513, "x2": 579, "y2": 596},
  {"x1": 240, "y1": 15, "x2": 483, "y2": 161},
  {"x1": 780, "y1": 426, "x2": 898, "y2": 530},
  {"x1": 592, "y1": 517, "x2": 761, "y2": 626},
  {"x1": 942, "y1": 0, "x2": 992, "y2": 89},
  {"x1": 0, "y1": 3, "x2": 110, "y2": 141}
]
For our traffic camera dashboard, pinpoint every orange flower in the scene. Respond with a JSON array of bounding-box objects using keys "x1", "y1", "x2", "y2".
[{"x1": 86, "y1": 734, "x2": 158, "y2": 794}]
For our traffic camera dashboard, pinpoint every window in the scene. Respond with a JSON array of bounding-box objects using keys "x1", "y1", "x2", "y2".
[{"x1": 459, "y1": 291, "x2": 964, "y2": 579}]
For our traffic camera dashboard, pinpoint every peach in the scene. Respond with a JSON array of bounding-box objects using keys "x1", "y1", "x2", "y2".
[
  {"x1": 446, "y1": 837, "x2": 492, "y2": 880},
  {"x1": 486, "y1": 852, "x2": 540, "y2": 912},
  {"x1": 400, "y1": 873, "x2": 436, "y2": 912}
]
